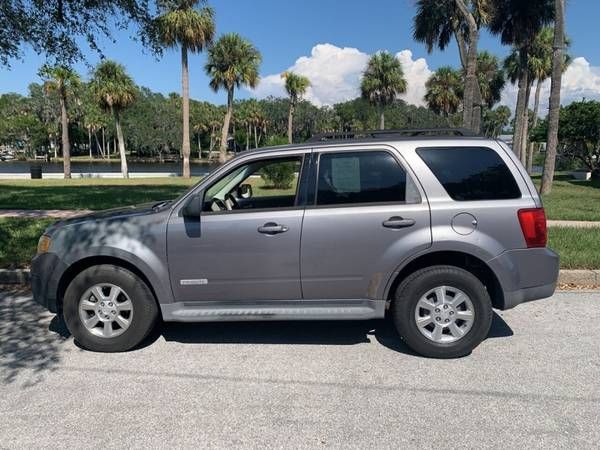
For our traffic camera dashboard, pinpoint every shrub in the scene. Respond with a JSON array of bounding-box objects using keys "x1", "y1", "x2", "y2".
[{"x1": 261, "y1": 162, "x2": 296, "y2": 189}]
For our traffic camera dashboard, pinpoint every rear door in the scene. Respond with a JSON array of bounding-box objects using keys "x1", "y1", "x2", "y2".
[{"x1": 300, "y1": 146, "x2": 432, "y2": 300}]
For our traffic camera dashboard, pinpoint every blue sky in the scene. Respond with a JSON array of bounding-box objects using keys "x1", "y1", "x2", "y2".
[{"x1": 1, "y1": 0, "x2": 599, "y2": 108}]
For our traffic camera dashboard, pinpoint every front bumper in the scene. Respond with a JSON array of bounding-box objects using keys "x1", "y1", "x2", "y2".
[
  {"x1": 488, "y1": 247, "x2": 560, "y2": 310},
  {"x1": 31, "y1": 252, "x2": 67, "y2": 313}
]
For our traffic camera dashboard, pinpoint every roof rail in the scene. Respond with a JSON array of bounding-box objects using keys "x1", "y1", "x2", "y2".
[{"x1": 307, "y1": 128, "x2": 478, "y2": 143}]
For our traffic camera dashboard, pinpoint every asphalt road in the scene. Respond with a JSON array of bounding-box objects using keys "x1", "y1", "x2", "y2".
[{"x1": 1, "y1": 288, "x2": 599, "y2": 449}]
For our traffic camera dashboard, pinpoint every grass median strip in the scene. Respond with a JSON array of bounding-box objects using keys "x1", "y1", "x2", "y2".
[
  {"x1": 0, "y1": 218, "x2": 598, "y2": 270},
  {"x1": 535, "y1": 175, "x2": 600, "y2": 222}
]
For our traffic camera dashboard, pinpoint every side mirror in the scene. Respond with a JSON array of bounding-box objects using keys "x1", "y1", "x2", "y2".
[
  {"x1": 238, "y1": 183, "x2": 253, "y2": 199},
  {"x1": 182, "y1": 193, "x2": 202, "y2": 219}
]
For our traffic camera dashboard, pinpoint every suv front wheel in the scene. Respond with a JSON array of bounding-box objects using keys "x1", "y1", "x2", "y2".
[
  {"x1": 63, "y1": 265, "x2": 159, "y2": 352},
  {"x1": 392, "y1": 265, "x2": 493, "y2": 358}
]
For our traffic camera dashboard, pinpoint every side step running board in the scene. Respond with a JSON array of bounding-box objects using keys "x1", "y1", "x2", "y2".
[{"x1": 161, "y1": 299, "x2": 386, "y2": 322}]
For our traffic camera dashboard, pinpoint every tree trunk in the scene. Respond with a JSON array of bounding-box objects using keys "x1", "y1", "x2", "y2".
[
  {"x1": 512, "y1": 49, "x2": 530, "y2": 160},
  {"x1": 181, "y1": 46, "x2": 191, "y2": 178},
  {"x1": 254, "y1": 125, "x2": 258, "y2": 148},
  {"x1": 59, "y1": 92, "x2": 71, "y2": 179},
  {"x1": 246, "y1": 124, "x2": 250, "y2": 150},
  {"x1": 541, "y1": 0, "x2": 565, "y2": 195},
  {"x1": 198, "y1": 133, "x2": 202, "y2": 160},
  {"x1": 527, "y1": 79, "x2": 543, "y2": 174},
  {"x1": 88, "y1": 127, "x2": 92, "y2": 160},
  {"x1": 455, "y1": 0, "x2": 478, "y2": 132},
  {"x1": 472, "y1": 84, "x2": 482, "y2": 134},
  {"x1": 102, "y1": 128, "x2": 106, "y2": 159},
  {"x1": 287, "y1": 100, "x2": 295, "y2": 143},
  {"x1": 94, "y1": 132, "x2": 102, "y2": 159},
  {"x1": 114, "y1": 111, "x2": 129, "y2": 178},
  {"x1": 379, "y1": 105, "x2": 385, "y2": 130},
  {"x1": 219, "y1": 87, "x2": 234, "y2": 164},
  {"x1": 520, "y1": 79, "x2": 533, "y2": 165}
]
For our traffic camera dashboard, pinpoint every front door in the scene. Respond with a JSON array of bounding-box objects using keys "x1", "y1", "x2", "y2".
[
  {"x1": 167, "y1": 154, "x2": 307, "y2": 303},
  {"x1": 300, "y1": 148, "x2": 432, "y2": 300}
]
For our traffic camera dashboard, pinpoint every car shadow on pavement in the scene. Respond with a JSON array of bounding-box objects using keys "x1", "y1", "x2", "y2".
[
  {"x1": 0, "y1": 288, "x2": 70, "y2": 387},
  {"x1": 150, "y1": 311, "x2": 513, "y2": 356}
]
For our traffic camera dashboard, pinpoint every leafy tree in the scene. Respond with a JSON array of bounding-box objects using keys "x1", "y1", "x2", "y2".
[
  {"x1": 90, "y1": 60, "x2": 137, "y2": 178},
  {"x1": 425, "y1": 67, "x2": 463, "y2": 119},
  {"x1": 205, "y1": 33, "x2": 262, "y2": 163},
  {"x1": 0, "y1": 1, "x2": 159, "y2": 66},
  {"x1": 281, "y1": 72, "x2": 310, "y2": 143},
  {"x1": 360, "y1": 51, "x2": 407, "y2": 130},
  {"x1": 38, "y1": 64, "x2": 81, "y2": 178},
  {"x1": 482, "y1": 105, "x2": 511, "y2": 137},
  {"x1": 489, "y1": 0, "x2": 555, "y2": 163},
  {"x1": 155, "y1": 0, "x2": 215, "y2": 178},
  {"x1": 413, "y1": 0, "x2": 491, "y2": 132},
  {"x1": 553, "y1": 101, "x2": 600, "y2": 178}
]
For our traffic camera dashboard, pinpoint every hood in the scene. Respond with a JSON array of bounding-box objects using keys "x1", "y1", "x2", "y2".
[{"x1": 47, "y1": 201, "x2": 172, "y2": 231}]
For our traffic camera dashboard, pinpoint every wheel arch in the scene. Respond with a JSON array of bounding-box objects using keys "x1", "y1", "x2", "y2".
[
  {"x1": 385, "y1": 250, "x2": 505, "y2": 310},
  {"x1": 56, "y1": 255, "x2": 162, "y2": 314}
]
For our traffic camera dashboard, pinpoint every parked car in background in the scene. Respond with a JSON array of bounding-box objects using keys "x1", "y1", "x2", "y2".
[{"x1": 31, "y1": 129, "x2": 559, "y2": 358}]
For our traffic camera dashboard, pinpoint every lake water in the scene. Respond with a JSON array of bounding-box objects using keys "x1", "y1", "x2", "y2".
[{"x1": 0, "y1": 161, "x2": 219, "y2": 176}]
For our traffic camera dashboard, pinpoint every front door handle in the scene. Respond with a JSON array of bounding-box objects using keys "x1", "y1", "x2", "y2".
[
  {"x1": 258, "y1": 222, "x2": 289, "y2": 235},
  {"x1": 382, "y1": 216, "x2": 416, "y2": 229}
]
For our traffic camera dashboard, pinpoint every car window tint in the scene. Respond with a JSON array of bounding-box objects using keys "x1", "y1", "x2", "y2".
[
  {"x1": 417, "y1": 147, "x2": 521, "y2": 201},
  {"x1": 317, "y1": 151, "x2": 415, "y2": 206}
]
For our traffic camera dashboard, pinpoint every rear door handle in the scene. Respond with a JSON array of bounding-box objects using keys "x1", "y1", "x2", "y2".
[
  {"x1": 258, "y1": 222, "x2": 289, "y2": 235},
  {"x1": 382, "y1": 216, "x2": 416, "y2": 229}
]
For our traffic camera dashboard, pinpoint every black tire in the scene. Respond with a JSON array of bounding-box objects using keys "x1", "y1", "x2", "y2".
[
  {"x1": 63, "y1": 265, "x2": 159, "y2": 352},
  {"x1": 392, "y1": 265, "x2": 492, "y2": 359}
]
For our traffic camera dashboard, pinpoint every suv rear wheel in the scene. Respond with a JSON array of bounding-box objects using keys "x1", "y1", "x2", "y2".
[
  {"x1": 63, "y1": 265, "x2": 159, "y2": 352},
  {"x1": 392, "y1": 265, "x2": 492, "y2": 358}
]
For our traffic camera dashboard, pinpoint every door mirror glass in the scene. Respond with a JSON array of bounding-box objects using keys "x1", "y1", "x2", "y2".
[
  {"x1": 182, "y1": 193, "x2": 202, "y2": 218},
  {"x1": 238, "y1": 183, "x2": 253, "y2": 199}
]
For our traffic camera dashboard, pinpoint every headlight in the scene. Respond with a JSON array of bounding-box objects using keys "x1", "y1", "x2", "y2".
[{"x1": 37, "y1": 235, "x2": 52, "y2": 254}]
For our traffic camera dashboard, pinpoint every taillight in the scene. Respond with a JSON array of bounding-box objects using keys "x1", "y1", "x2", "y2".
[{"x1": 518, "y1": 208, "x2": 547, "y2": 248}]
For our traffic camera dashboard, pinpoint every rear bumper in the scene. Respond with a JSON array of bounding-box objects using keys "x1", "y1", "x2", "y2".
[
  {"x1": 488, "y1": 247, "x2": 560, "y2": 310},
  {"x1": 31, "y1": 252, "x2": 67, "y2": 313}
]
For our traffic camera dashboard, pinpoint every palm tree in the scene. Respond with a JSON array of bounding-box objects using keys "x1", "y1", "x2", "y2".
[
  {"x1": 38, "y1": 64, "x2": 80, "y2": 178},
  {"x1": 360, "y1": 51, "x2": 407, "y2": 130},
  {"x1": 424, "y1": 66, "x2": 463, "y2": 119},
  {"x1": 282, "y1": 71, "x2": 310, "y2": 143},
  {"x1": 155, "y1": 0, "x2": 215, "y2": 178},
  {"x1": 504, "y1": 27, "x2": 571, "y2": 171},
  {"x1": 489, "y1": 0, "x2": 555, "y2": 163},
  {"x1": 205, "y1": 33, "x2": 261, "y2": 163},
  {"x1": 540, "y1": 0, "x2": 566, "y2": 195},
  {"x1": 90, "y1": 60, "x2": 137, "y2": 178},
  {"x1": 413, "y1": 0, "x2": 491, "y2": 132},
  {"x1": 476, "y1": 51, "x2": 505, "y2": 109}
]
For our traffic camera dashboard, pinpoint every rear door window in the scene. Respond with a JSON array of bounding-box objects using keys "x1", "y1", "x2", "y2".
[
  {"x1": 416, "y1": 147, "x2": 521, "y2": 201},
  {"x1": 316, "y1": 151, "x2": 421, "y2": 206}
]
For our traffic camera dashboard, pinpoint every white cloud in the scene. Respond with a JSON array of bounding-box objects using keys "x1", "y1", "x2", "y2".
[
  {"x1": 249, "y1": 43, "x2": 432, "y2": 107},
  {"x1": 501, "y1": 56, "x2": 600, "y2": 115}
]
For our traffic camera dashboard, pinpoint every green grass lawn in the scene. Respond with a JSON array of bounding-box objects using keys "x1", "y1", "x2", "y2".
[
  {"x1": 0, "y1": 218, "x2": 54, "y2": 269},
  {"x1": 0, "y1": 217, "x2": 597, "y2": 269},
  {"x1": 0, "y1": 178, "x2": 198, "y2": 210},
  {"x1": 0, "y1": 176, "x2": 295, "y2": 210},
  {"x1": 534, "y1": 175, "x2": 600, "y2": 222}
]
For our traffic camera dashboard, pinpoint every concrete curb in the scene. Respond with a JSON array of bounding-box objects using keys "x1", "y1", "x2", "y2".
[
  {"x1": 0, "y1": 269, "x2": 31, "y2": 284},
  {"x1": 1, "y1": 268, "x2": 599, "y2": 287}
]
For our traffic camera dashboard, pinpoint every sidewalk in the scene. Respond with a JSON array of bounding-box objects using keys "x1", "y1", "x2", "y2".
[
  {"x1": 1, "y1": 208, "x2": 600, "y2": 227},
  {"x1": 0, "y1": 209, "x2": 92, "y2": 219}
]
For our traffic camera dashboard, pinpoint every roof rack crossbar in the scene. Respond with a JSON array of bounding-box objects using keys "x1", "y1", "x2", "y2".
[{"x1": 307, "y1": 128, "x2": 477, "y2": 142}]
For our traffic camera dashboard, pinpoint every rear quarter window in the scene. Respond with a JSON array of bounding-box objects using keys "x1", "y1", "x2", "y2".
[{"x1": 416, "y1": 146, "x2": 521, "y2": 201}]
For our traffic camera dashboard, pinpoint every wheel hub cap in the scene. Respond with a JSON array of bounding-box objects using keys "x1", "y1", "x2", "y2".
[
  {"x1": 78, "y1": 284, "x2": 133, "y2": 338},
  {"x1": 414, "y1": 285, "x2": 475, "y2": 344}
]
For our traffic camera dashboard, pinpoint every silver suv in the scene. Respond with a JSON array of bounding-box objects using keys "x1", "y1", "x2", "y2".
[{"x1": 31, "y1": 129, "x2": 559, "y2": 358}]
